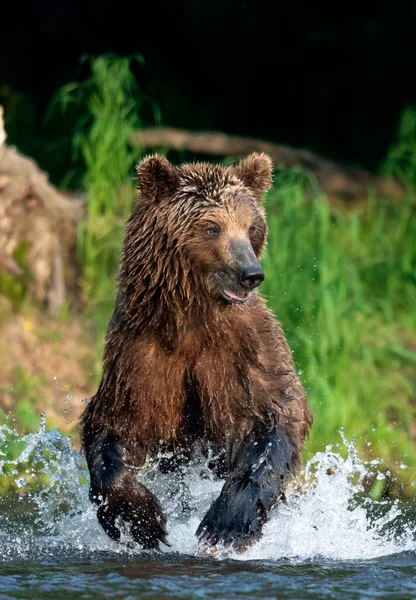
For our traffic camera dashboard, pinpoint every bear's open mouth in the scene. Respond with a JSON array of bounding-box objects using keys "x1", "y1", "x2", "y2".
[{"x1": 222, "y1": 289, "x2": 250, "y2": 303}]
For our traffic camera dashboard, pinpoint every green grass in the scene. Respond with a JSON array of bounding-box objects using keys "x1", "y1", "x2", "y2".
[
  {"x1": 0, "y1": 368, "x2": 45, "y2": 430},
  {"x1": 261, "y1": 167, "x2": 416, "y2": 497},
  {"x1": 381, "y1": 105, "x2": 416, "y2": 188},
  {"x1": 0, "y1": 243, "x2": 31, "y2": 310},
  {"x1": 55, "y1": 54, "x2": 145, "y2": 355}
]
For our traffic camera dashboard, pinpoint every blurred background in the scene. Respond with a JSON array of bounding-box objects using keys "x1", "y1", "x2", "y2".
[{"x1": 0, "y1": 1, "x2": 415, "y2": 500}]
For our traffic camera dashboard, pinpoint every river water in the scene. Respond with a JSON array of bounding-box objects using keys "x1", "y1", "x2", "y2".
[{"x1": 0, "y1": 418, "x2": 414, "y2": 599}]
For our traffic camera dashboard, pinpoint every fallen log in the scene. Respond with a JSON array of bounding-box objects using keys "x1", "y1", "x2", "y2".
[
  {"x1": 130, "y1": 127, "x2": 403, "y2": 205},
  {"x1": 0, "y1": 106, "x2": 84, "y2": 314}
]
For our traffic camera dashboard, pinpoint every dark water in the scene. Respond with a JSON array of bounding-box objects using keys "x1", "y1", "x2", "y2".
[
  {"x1": 0, "y1": 422, "x2": 415, "y2": 599},
  {"x1": 0, "y1": 551, "x2": 415, "y2": 599}
]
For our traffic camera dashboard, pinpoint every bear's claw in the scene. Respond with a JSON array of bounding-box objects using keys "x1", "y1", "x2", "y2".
[
  {"x1": 196, "y1": 494, "x2": 264, "y2": 551},
  {"x1": 96, "y1": 480, "x2": 170, "y2": 550}
]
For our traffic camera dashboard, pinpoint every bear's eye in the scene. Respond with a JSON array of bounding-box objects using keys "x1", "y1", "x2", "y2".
[
  {"x1": 205, "y1": 223, "x2": 220, "y2": 238},
  {"x1": 249, "y1": 224, "x2": 257, "y2": 237}
]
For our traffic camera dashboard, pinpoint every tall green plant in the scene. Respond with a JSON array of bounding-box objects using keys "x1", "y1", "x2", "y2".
[
  {"x1": 261, "y1": 166, "x2": 416, "y2": 496},
  {"x1": 381, "y1": 105, "x2": 416, "y2": 188},
  {"x1": 56, "y1": 55, "x2": 145, "y2": 332}
]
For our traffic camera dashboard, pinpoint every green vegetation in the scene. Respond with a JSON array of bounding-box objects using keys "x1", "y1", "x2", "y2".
[
  {"x1": 0, "y1": 243, "x2": 30, "y2": 311},
  {"x1": 1, "y1": 56, "x2": 415, "y2": 499},
  {"x1": 55, "y1": 55, "x2": 145, "y2": 341},
  {"x1": 262, "y1": 169, "x2": 416, "y2": 497},
  {"x1": 6, "y1": 368, "x2": 47, "y2": 432}
]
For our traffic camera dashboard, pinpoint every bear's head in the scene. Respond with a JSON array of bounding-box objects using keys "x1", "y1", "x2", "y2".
[{"x1": 121, "y1": 153, "x2": 273, "y2": 322}]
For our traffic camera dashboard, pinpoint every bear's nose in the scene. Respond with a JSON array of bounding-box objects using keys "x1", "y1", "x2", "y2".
[{"x1": 239, "y1": 266, "x2": 265, "y2": 290}]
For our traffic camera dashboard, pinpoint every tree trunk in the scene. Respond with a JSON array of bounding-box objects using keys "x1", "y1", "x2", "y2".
[{"x1": 130, "y1": 127, "x2": 403, "y2": 206}]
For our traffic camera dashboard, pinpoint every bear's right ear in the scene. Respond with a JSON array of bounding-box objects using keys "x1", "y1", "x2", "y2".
[{"x1": 136, "y1": 155, "x2": 179, "y2": 202}]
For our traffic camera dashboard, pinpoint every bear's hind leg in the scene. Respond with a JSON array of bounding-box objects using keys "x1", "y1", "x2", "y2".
[
  {"x1": 86, "y1": 433, "x2": 169, "y2": 549},
  {"x1": 196, "y1": 423, "x2": 292, "y2": 551}
]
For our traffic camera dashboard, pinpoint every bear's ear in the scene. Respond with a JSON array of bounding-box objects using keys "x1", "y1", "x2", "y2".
[
  {"x1": 232, "y1": 152, "x2": 273, "y2": 202},
  {"x1": 136, "y1": 155, "x2": 179, "y2": 202}
]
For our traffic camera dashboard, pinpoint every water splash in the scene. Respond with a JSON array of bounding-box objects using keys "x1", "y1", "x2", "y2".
[
  {"x1": 236, "y1": 430, "x2": 414, "y2": 562},
  {"x1": 0, "y1": 419, "x2": 414, "y2": 563}
]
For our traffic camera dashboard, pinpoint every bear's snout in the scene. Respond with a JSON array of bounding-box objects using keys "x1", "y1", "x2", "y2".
[
  {"x1": 217, "y1": 239, "x2": 265, "y2": 303},
  {"x1": 238, "y1": 265, "x2": 264, "y2": 290},
  {"x1": 230, "y1": 239, "x2": 264, "y2": 290}
]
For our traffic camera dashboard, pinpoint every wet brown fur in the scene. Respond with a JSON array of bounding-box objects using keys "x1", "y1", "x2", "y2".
[{"x1": 81, "y1": 153, "x2": 312, "y2": 477}]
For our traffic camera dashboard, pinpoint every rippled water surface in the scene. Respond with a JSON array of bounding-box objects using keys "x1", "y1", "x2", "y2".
[
  {"x1": 0, "y1": 419, "x2": 415, "y2": 599},
  {"x1": 1, "y1": 552, "x2": 416, "y2": 599}
]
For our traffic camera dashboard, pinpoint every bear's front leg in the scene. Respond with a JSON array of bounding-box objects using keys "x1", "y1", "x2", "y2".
[
  {"x1": 196, "y1": 423, "x2": 292, "y2": 551},
  {"x1": 85, "y1": 433, "x2": 169, "y2": 549}
]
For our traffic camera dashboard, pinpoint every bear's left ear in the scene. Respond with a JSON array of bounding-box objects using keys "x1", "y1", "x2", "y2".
[
  {"x1": 136, "y1": 154, "x2": 179, "y2": 202},
  {"x1": 232, "y1": 152, "x2": 273, "y2": 202}
]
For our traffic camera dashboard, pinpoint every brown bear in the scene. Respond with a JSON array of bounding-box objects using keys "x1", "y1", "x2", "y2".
[{"x1": 81, "y1": 152, "x2": 313, "y2": 551}]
